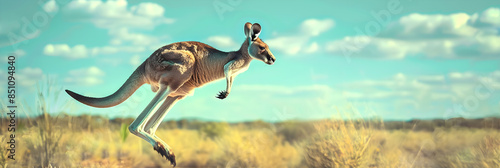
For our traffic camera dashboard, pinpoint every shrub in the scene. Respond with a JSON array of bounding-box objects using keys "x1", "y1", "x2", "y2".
[{"x1": 304, "y1": 119, "x2": 373, "y2": 167}]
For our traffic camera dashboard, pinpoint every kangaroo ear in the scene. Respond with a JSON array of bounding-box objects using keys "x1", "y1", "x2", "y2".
[
  {"x1": 250, "y1": 23, "x2": 261, "y2": 41},
  {"x1": 244, "y1": 22, "x2": 252, "y2": 38}
]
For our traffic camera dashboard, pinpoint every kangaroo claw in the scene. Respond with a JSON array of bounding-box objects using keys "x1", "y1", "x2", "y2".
[
  {"x1": 153, "y1": 143, "x2": 176, "y2": 167},
  {"x1": 216, "y1": 90, "x2": 228, "y2": 99}
]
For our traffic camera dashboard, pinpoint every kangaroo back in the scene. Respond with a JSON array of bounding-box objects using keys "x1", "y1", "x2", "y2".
[{"x1": 65, "y1": 62, "x2": 146, "y2": 108}]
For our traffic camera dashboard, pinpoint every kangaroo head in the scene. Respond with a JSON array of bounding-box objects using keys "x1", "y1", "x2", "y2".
[{"x1": 244, "y1": 22, "x2": 276, "y2": 65}]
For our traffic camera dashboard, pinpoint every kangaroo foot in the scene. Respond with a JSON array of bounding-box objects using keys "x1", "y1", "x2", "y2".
[
  {"x1": 153, "y1": 142, "x2": 176, "y2": 167},
  {"x1": 216, "y1": 90, "x2": 228, "y2": 99}
]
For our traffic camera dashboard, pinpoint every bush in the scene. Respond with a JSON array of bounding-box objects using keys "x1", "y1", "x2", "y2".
[{"x1": 304, "y1": 119, "x2": 373, "y2": 167}]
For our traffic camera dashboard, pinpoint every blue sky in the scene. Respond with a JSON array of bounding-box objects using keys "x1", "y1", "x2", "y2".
[{"x1": 0, "y1": 0, "x2": 499, "y2": 122}]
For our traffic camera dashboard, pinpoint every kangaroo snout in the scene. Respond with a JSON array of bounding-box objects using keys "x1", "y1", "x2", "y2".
[{"x1": 266, "y1": 55, "x2": 276, "y2": 65}]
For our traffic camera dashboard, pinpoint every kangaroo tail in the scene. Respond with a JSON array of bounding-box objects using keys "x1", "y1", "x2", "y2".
[{"x1": 65, "y1": 62, "x2": 147, "y2": 108}]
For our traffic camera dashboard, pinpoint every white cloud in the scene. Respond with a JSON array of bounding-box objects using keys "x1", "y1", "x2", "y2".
[
  {"x1": 43, "y1": 27, "x2": 168, "y2": 59},
  {"x1": 0, "y1": 22, "x2": 41, "y2": 47},
  {"x1": 109, "y1": 28, "x2": 162, "y2": 46},
  {"x1": 206, "y1": 36, "x2": 238, "y2": 49},
  {"x1": 326, "y1": 36, "x2": 418, "y2": 59},
  {"x1": 0, "y1": 67, "x2": 45, "y2": 94},
  {"x1": 130, "y1": 55, "x2": 142, "y2": 67},
  {"x1": 266, "y1": 19, "x2": 334, "y2": 56},
  {"x1": 340, "y1": 71, "x2": 500, "y2": 109},
  {"x1": 131, "y1": 2, "x2": 165, "y2": 17},
  {"x1": 90, "y1": 46, "x2": 119, "y2": 55},
  {"x1": 449, "y1": 72, "x2": 476, "y2": 81},
  {"x1": 17, "y1": 67, "x2": 45, "y2": 87},
  {"x1": 327, "y1": 8, "x2": 500, "y2": 59},
  {"x1": 266, "y1": 36, "x2": 306, "y2": 55},
  {"x1": 0, "y1": 0, "x2": 59, "y2": 46},
  {"x1": 1, "y1": 50, "x2": 26, "y2": 63},
  {"x1": 13, "y1": 49, "x2": 26, "y2": 57},
  {"x1": 446, "y1": 71, "x2": 500, "y2": 99},
  {"x1": 44, "y1": 44, "x2": 88, "y2": 59},
  {"x1": 40, "y1": 1, "x2": 171, "y2": 60},
  {"x1": 416, "y1": 75, "x2": 445, "y2": 83},
  {"x1": 469, "y1": 7, "x2": 500, "y2": 27},
  {"x1": 381, "y1": 13, "x2": 475, "y2": 39},
  {"x1": 304, "y1": 42, "x2": 319, "y2": 54},
  {"x1": 43, "y1": 42, "x2": 152, "y2": 59},
  {"x1": 62, "y1": 0, "x2": 174, "y2": 29},
  {"x1": 300, "y1": 19, "x2": 335, "y2": 37},
  {"x1": 65, "y1": 66, "x2": 105, "y2": 86},
  {"x1": 342, "y1": 90, "x2": 413, "y2": 100},
  {"x1": 492, "y1": 71, "x2": 500, "y2": 79},
  {"x1": 43, "y1": 0, "x2": 59, "y2": 13},
  {"x1": 326, "y1": 35, "x2": 500, "y2": 59}
]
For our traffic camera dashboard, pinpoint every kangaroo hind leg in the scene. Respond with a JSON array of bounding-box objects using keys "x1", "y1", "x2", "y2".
[
  {"x1": 130, "y1": 49, "x2": 194, "y2": 166},
  {"x1": 128, "y1": 83, "x2": 177, "y2": 166},
  {"x1": 144, "y1": 95, "x2": 183, "y2": 166}
]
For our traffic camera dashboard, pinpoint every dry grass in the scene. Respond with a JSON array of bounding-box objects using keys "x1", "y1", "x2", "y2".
[
  {"x1": 2, "y1": 83, "x2": 499, "y2": 168},
  {"x1": 216, "y1": 129, "x2": 300, "y2": 168},
  {"x1": 304, "y1": 119, "x2": 373, "y2": 167},
  {"x1": 1, "y1": 118, "x2": 499, "y2": 168},
  {"x1": 440, "y1": 133, "x2": 500, "y2": 168}
]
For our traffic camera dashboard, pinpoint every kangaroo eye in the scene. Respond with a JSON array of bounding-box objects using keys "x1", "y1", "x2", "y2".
[{"x1": 259, "y1": 46, "x2": 265, "y2": 50}]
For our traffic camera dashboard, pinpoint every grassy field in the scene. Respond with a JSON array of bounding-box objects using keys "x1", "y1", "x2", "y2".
[
  {"x1": 1, "y1": 85, "x2": 499, "y2": 167},
  {"x1": 1, "y1": 114, "x2": 500, "y2": 168}
]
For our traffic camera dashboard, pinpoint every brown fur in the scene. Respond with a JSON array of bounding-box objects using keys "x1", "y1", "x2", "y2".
[{"x1": 144, "y1": 40, "x2": 252, "y2": 97}]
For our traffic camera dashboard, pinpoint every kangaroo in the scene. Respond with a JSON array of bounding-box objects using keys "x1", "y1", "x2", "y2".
[{"x1": 65, "y1": 22, "x2": 275, "y2": 166}]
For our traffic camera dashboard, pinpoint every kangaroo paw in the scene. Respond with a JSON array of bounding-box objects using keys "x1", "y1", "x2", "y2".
[
  {"x1": 216, "y1": 90, "x2": 228, "y2": 99},
  {"x1": 154, "y1": 142, "x2": 176, "y2": 167}
]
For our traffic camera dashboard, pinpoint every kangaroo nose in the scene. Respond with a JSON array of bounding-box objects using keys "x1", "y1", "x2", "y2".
[
  {"x1": 266, "y1": 55, "x2": 275, "y2": 65},
  {"x1": 266, "y1": 49, "x2": 276, "y2": 65}
]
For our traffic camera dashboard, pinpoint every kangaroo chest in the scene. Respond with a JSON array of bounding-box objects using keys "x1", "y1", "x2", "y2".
[{"x1": 232, "y1": 63, "x2": 249, "y2": 76}]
